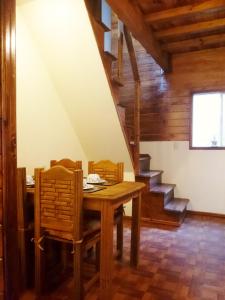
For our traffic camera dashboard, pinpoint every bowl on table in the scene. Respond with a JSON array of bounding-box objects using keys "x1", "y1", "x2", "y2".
[
  {"x1": 86, "y1": 174, "x2": 106, "y2": 184},
  {"x1": 26, "y1": 175, "x2": 35, "y2": 186}
]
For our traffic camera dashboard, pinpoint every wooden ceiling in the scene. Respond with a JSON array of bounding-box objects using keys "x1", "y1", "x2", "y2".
[{"x1": 107, "y1": 0, "x2": 225, "y2": 72}]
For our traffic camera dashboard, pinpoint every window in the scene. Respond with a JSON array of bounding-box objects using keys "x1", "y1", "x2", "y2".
[{"x1": 191, "y1": 92, "x2": 225, "y2": 148}]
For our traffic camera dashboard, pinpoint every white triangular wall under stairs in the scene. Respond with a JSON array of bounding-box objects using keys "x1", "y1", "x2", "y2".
[{"x1": 16, "y1": 0, "x2": 134, "y2": 183}]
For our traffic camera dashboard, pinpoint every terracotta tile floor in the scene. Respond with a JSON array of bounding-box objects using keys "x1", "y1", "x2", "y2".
[{"x1": 22, "y1": 215, "x2": 225, "y2": 300}]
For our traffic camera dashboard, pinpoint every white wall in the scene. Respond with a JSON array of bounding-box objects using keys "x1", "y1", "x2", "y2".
[
  {"x1": 16, "y1": 10, "x2": 87, "y2": 174},
  {"x1": 16, "y1": 0, "x2": 133, "y2": 174},
  {"x1": 141, "y1": 141, "x2": 225, "y2": 214},
  {"x1": 16, "y1": 0, "x2": 134, "y2": 214}
]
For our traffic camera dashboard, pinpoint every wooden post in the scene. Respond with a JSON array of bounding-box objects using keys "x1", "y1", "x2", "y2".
[
  {"x1": 0, "y1": 0, "x2": 19, "y2": 299},
  {"x1": 134, "y1": 81, "x2": 141, "y2": 175},
  {"x1": 124, "y1": 26, "x2": 141, "y2": 174},
  {"x1": 117, "y1": 21, "x2": 124, "y2": 82}
]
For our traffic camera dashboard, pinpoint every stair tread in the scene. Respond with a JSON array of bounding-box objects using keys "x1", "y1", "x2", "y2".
[
  {"x1": 140, "y1": 154, "x2": 151, "y2": 159},
  {"x1": 138, "y1": 170, "x2": 163, "y2": 178},
  {"x1": 104, "y1": 51, "x2": 117, "y2": 61},
  {"x1": 151, "y1": 183, "x2": 176, "y2": 194},
  {"x1": 96, "y1": 20, "x2": 111, "y2": 32},
  {"x1": 112, "y1": 76, "x2": 124, "y2": 86},
  {"x1": 165, "y1": 198, "x2": 189, "y2": 213}
]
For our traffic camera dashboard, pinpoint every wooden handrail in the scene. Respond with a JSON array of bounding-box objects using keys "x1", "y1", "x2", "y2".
[{"x1": 124, "y1": 26, "x2": 141, "y2": 175}]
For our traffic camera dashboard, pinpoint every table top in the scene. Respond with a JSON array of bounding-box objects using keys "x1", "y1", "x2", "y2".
[
  {"x1": 27, "y1": 181, "x2": 145, "y2": 201},
  {"x1": 83, "y1": 181, "x2": 145, "y2": 200}
]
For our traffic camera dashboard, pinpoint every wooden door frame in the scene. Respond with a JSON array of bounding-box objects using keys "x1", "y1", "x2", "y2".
[{"x1": 1, "y1": 0, "x2": 19, "y2": 299}]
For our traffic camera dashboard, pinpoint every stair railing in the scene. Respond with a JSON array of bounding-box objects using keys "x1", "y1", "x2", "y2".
[{"x1": 123, "y1": 26, "x2": 141, "y2": 175}]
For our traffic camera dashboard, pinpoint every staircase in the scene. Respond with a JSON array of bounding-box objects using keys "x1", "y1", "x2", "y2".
[
  {"x1": 136, "y1": 154, "x2": 189, "y2": 226},
  {"x1": 85, "y1": 0, "x2": 141, "y2": 173}
]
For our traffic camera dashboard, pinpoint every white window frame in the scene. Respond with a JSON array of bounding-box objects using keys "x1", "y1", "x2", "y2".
[{"x1": 190, "y1": 91, "x2": 225, "y2": 149}]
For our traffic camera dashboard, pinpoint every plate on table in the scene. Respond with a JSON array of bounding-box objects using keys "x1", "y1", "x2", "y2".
[
  {"x1": 26, "y1": 183, "x2": 35, "y2": 188},
  {"x1": 86, "y1": 179, "x2": 106, "y2": 185},
  {"x1": 83, "y1": 184, "x2": 94, "y2": 190},
  {"x1": 26, "y1": 180, "x2": 35, "y2": 187}
]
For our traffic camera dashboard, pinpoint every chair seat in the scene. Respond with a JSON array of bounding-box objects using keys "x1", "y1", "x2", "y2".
[
  {"x1": 44, "y1": 216, "x2": 100, "y2": 243},
  {"x1": 84, "y1": 207, "x2": 123, "y2": 224},
  {"x1": 83, "y1": 216, "x2": 101, "y2": 238}
]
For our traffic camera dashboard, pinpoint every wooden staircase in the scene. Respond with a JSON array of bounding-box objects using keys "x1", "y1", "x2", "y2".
[
  {"x1": 85, "y1": 0, "x2": 141, "y2": 173},
  {"x1": 136, "y1": 154, "x2": 189, "y2": 226}
]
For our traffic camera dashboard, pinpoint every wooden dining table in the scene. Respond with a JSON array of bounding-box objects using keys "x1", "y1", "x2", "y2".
[
  {"x1": 27, "y1": 180, "x2": 145, "y2": 300},
  {"x1": 83, "y1": 181, "x2": 145, "y2": 300}
]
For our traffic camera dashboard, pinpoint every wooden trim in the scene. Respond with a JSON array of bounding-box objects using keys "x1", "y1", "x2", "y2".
[
  {"x1": 190, "y1": 147, "x2": 225, "y2": 150},
  {"x1": 107, "y1": 0, "x2": 171, "y2": 72},
  {"x1": 144, "y1": 0, "x2": 225, "y2": 24},
  {"x1": 0, "y1": 0, "x2": 19, "y2": 299},
  {"x1": 187, "y1": 210, "x2": 225, "y2": 219},
  {"x1": 125, "y1": 210, "x2": 225, "y2": 223},
  {"x1": 124, "y1": 216, "x2": 180, "y2": 226}
]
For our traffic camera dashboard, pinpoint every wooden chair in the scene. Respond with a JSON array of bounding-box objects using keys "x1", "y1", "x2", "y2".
[
  {"x1": 88, "y1": 160, "x2": 124, "y2": 258},
  {"x1": 17, "y1": 168, "x2": 34, "y2": 292},
  {"x1": 88, "y1": 160, "x2": 124, "y2": 182},
  {"x1": 50, "y1": 158, "x2": 82, "y2": 171},
  {"x1": 50, "y1": 159, "x2": 83, "y2": 270},
  {"x1": 34, "y1": 166, "x2": 100, "y2": 300}
]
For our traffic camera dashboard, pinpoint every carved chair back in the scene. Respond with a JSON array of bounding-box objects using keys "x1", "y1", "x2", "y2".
[
  {"x1": 50, "y1": 158, "x2": 82, "y2": 171},
  {"x1": 35, "y1": 166, "x2": 83, "y2": 242},
  {"x1": 88, "y1": 160, "x2": 124, "y2": 182}
]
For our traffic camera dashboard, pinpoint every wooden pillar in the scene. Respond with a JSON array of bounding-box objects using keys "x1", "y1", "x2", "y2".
[
  {"x1": 0, "y1": 0, "x2": 19, "y2": 299},
  {"x1": 124, "y1": 26, "x2": 141, "y2": 174},
  {"x1": 134, "y1": 81, "x2": 140, "y2": 175}
]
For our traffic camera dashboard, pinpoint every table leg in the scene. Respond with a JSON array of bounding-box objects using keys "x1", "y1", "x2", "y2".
[
  {"x1": 100, "y1": 202, "x2": 114, "y2": 300},
  {"x1": 130, "y1": 193, "x2": 141, "y2": 267}
]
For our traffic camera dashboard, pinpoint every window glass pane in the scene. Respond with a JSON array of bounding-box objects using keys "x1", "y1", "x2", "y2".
[{"x1": 192, "y1": 93, "x2": 221, "y2": 147}]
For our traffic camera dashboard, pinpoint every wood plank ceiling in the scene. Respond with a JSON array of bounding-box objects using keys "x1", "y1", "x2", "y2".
[
  {"x1": 108, "y1": 0, "x2": 225, "y2": 72},
  {"x1": 140, "y1": 0, "x2": 225, "y2": 53}
]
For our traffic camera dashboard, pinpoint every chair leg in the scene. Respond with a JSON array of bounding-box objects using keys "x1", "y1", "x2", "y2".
[
  {"x1": 73, "y1": 244, "x2": 84, "y2": 300},
  {"x1": 35, "y1": 245, "x2": 42, "y2": 299},
  {"x1": 116, "y1": 206, "x2": 124, "y2": 260},
  {"x1": 18, "y1": 228, "x2": 27, "y2": 293},
  {"x1": 96, "y1": 241, "x2": 100, "y2": 272},
  {"x1": 61, "y1": 243, "x2": 68, "y2": 272}
]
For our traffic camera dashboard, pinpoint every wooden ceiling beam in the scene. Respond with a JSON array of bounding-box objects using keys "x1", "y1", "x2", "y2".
[
  {"x1": 106, "y1": 0, "x2": 171, "y2": 72},
  {"x1": 145, "y1": 0, "x2": 225, "y2": 24},
  {"x1": 162, "y1": 33, "x2": 225, "y2": 54},
  {"x1": 155, "y1": 17, "x2": 225, "y2": 40}
]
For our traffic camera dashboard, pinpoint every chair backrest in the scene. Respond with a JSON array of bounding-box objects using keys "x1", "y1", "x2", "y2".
[
  {"x1": 88, "y1": 160, "x2": 124, "y2": 182},
  {"x1": 50, "y1": 158, "x2": 82, "y2": 171},
  {"x1": 34, "y1": 166, "x2": 83, "y2": 241}
]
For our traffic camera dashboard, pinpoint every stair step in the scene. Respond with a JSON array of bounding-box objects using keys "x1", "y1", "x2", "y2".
[
  {"x1": 165, "y1": 198, "x2": 189, "y2": 213},
  {"x1": 104, "y1": 51, "x2": 117, "y2": 62},
  {"x1": 139, "y1": 154, "x2": 151, "y2": 172},
  {"x1": 138, "y1": 170, "x2": 163, "y2": 178},
  {"x1": 112, "y1": 76, "x2": 124, "y2": 86},
  {"x1": 96, "y1": 20, "x2": 111, "y2": 32},
  {"x1": 151, "y1": 183, "x2": 176, "y2": 195}
]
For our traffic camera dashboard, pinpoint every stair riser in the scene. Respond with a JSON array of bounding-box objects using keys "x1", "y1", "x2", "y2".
[
  {"x1": 141, "y1": 193, "x2": 188, "y2": 226},
  {"x1": 139, "y1": 155, "x2": 151, "y2": 173},
  {"x1": 139, "y1": 159, "x2": 150, "y2": 172},
  {"x1": 142, "y1": 208, "x2": 187, "y2": 226},
  {"x1": 164, "y1": 190, "x2": 174, "y2": 206},
  {"x1": 150, "y1": 174, "x2": 162, "y2": 189}
]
